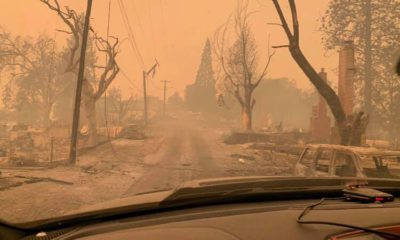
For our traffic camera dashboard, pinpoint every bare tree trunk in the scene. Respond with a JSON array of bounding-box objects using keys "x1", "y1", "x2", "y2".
[
  {"x1": 241, "y1": 105, "x2": 252, "y2": 131},
  {"x1": 213, "y1": 0, "x2": 274, "y2": 133},
  {"x1": 289, "y1": 40, "x2": 370, "y2": 146},
  {"x1": 40, "y1": 0, "x2": 120, "y2": 165},
  {"x1": 272, "y1": 0, "x2": 369, "y2": 146},
  {"x1": 244, "y1": 90, "x2": 254, "y2": 131},
  {"x1": 82, "y1": 81, "x2": 98, "y2": 145},
  {"x1": 82, "y1": 96, "x2": 97, "y2": 145}
]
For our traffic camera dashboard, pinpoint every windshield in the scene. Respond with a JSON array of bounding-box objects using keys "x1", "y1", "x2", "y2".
[{"x1": 0, "y1": 0, "x2": 399, "y2": 225}]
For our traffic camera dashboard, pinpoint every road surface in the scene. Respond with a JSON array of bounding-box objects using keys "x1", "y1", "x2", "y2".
[
  {"x1": 0, "y1": 117, "x2": 295, "y2": 223},
  {"x1": 122, "y1": 117, "x2": 295, "y2": 196},
  {"x1": 123, "y1": 119, "x2": 225, "y2": 196}
]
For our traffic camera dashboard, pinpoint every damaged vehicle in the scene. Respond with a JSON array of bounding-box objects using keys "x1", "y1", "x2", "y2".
[{"x1": 294, "y1": 144, "x2": 400, "y2": 179}]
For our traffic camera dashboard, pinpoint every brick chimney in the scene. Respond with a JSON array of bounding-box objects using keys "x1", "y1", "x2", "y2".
[
  {"x1": 338, "y1": 40, "x2": 355, "y2": 116},
  {"x1": 310, "y1": 68, "x2": 331, "y2": 142}
]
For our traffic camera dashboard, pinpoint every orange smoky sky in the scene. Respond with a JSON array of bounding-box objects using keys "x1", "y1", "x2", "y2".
[{"x1": 0, "y1": 0, "x2": 337, "y2": 100}]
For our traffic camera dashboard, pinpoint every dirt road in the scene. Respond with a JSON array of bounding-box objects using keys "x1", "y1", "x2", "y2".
[
  {"x1": 123, "y1": 117, "x2": 295, "y2": 196},
  {"x1": 0, "y1": 117, "x2": 296, "y2": 223},
  {"x1": 123, "y1": 121, "x2": 224, "y2": 196}
]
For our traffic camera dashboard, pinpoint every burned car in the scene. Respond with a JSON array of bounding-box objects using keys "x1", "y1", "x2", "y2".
[{"x1": 294, "y1": 144, "x2": 400, "y2": 178}]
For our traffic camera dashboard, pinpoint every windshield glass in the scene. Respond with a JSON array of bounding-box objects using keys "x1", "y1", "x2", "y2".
[{"x1": 0, "y1": 0, "x2": 399, "y2": 224}]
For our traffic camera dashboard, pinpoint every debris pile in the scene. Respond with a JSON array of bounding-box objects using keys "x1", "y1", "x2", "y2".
[{"x1": 223, "y1": 131, "x2": 308, "y2": 145}]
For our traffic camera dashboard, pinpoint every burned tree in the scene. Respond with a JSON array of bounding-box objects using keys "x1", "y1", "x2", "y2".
[
  {"x1": 320, "y1": 0, "x2": 400, "y2": 119},
  {"x1": 213, "y1": 0, "x2": 274, "y2": 130},
  {"x1": 185, "y1": 39, "x2": 218, "y2": 113},
  {"x1": 82, "y1": 33, "x2": 120, "y2": 144},
  {"x1": 271, "y1": 0, "x2": 368, "y2": 146},
  {"x1": 0, "y1": 30, "x2": 69, "y2": 126},
  {"x1": 108, "y1": 86, "x2": 134, "y2": 123},
  {"x1": 41, "y1": 0, "x2": 120, "y2": 144}
]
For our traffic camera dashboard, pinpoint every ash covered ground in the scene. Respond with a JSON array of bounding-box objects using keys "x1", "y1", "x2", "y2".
[{"x1": 0, "y1": 115, "x2": 298, "y2": 223}]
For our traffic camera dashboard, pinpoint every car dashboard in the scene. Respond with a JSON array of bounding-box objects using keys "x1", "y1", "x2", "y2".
[{"x1": 17, "y1": 199, "x2": 400, "y2": 240}]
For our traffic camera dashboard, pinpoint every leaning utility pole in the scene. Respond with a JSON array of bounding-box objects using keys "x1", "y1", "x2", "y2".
[
  {"x1": 142, "y1": 70, "x2": 148, "y2": 125},
  {"x1": 69, "y1": 0, "x2": 93, "y2": 165},
  {"x1": 161, "y1": 80, "x2": 170, "y2": 116},
  {"x1": 142, "y1": 60, "x2": 160, "y2": 125}
]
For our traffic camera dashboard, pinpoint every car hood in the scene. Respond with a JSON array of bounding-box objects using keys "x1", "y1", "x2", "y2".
[
  {"x1": 3, "y1": 176, "x2": 301, "y2": 228},
  {"x1": 69, "y1": 176, "x2": 289, "y2": 214},
  {"x1": 71, "y1": 190, "x2": 173, "y2": 214}
]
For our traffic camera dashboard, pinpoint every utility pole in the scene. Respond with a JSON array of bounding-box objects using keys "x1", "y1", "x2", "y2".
[
  {"x1": 142, "y1": 70, "x2": 148, "y2": 125},
  {"x1": 68, "y1": 0, "x2": 93, "y2": 165},
  {"x1": 142, "y1": 60, "x2": 160, "y2": 125},
  {"x1": 161, "y1": 80, "x2": 170, "y2": 117}
]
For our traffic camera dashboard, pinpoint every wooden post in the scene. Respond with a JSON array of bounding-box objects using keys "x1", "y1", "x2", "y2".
[
  {"x1": 69, "y1": 0, "x2": 93, "y2": 164},
  {"x1": 143, "y1": 70, "x2": 148, "y2": 125},
  {"x1": 142, "y1": 61, "x2": 160, "y2": 124},
  {"x1": 161, "y1": 80, "x2": 169, "y2": 117},
  {"x1": 50, "y1": 137, "x2": 54, "y2": 163}
]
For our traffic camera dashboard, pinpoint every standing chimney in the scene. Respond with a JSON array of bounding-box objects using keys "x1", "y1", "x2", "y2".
[
  {"x1": 309, "y1": 68, "x2": 331, "y2": 142},
  {"x1": 338, "y1": 40, "x2": 355, "y2": 116}
]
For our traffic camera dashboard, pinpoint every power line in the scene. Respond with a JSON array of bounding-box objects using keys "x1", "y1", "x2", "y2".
[
  {"x1": 130, "y1": 0, "x2": 145, "y2": 35},
  {"x1": 119, "y1": 67, "x2": 142, "y2": 93},
  {"x1": 118, "y1": 0, "x2": 145, "y2": 68},
  {"x1": 147, "y1": 77, "x2": 163, "y2": 91},
  {"x1": 158, "y1": 0, "x2": 167, "y2": 37},
  {"x1": 146, "y1": 0, "x2": 157, "y2": 56},
  {"x1": 117, "y1": 0, "x2": 146, "y2": 68},
  {"x1": 158, "y1": 0, "x2": 168, "y2": 47},
  {"x1": 103, "y1": 0, "x2": 125, "y2": 162}
]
